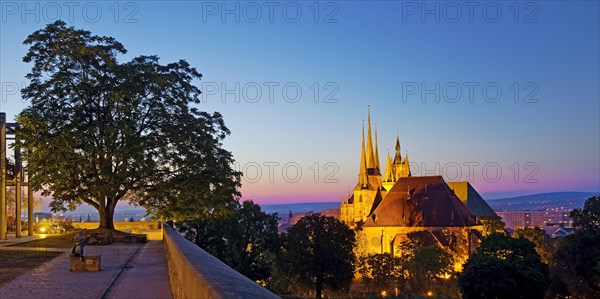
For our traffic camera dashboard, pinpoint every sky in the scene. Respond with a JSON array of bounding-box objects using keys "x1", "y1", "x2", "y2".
[{"x1": 1, "y1": 1, "x2": 599, "y2": 206}]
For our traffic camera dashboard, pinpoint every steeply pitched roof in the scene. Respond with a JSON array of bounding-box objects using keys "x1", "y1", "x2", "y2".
[
  {"x1": 364, "y1": 176, "x2": 477, "y2": 227},
  {"x1": 446, "y1": 181, "x2": 496, "y2": 217},
  {"x1": 369, "y1": 189, "x2": 384, "y2": 215}
]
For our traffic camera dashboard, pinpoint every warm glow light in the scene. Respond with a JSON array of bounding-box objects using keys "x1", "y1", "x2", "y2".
[
  {"x1": 39, "y1": 227, "x2": 46, "y2": 232},
  {"x1": 380, "y1": 290, "x2": 387, "y2": 297},
  {"x1": 427, "y1": 291, "x2": 433, "y2": 297}
]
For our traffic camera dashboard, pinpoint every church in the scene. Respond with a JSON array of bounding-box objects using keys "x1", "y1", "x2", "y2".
[{"x1": 340, "y1": 108, "x2": 496, "y2": 268}]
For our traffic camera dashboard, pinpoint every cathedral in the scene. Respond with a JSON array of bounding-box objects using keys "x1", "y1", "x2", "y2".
[{"x1": 340, "y1": 108, "x2": 496, "y2": 268}]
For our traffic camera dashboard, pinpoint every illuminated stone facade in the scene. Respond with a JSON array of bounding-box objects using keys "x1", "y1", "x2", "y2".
[{"x1": 340, "y1": 108, "x2": 495, "y2": 266}]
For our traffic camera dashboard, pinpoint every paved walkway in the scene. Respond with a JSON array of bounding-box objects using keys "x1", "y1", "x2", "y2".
[
  {"x1": 106, "y1": 241, "x2": 172, "y2": 299},
  {"x1": 0, "y1": 241, "x2": 172, "y2": 299},
  {"x1": 0, "y1": 234, "x2": 43, "y2": 246}
]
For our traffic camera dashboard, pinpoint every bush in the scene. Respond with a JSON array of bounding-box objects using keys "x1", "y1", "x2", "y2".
[{"x1": 33, "y1": 218, "x2": 74, "y2": 234}]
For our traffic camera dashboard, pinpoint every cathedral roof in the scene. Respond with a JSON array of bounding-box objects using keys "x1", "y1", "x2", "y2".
[
  {"x1": 368, "y1": 189, "x2": 384, "y2": 215},
  {"x1": 364, "y1": 176, "x2": 477, "y2": 227},
  {"x1": 446, "y1": 181, "x2": 497, "y2": 218}
]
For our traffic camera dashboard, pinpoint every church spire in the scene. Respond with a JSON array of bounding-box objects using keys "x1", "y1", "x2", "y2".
[
  {"x1": 366, "y1": 106, "x2": 376, "y2": 169},
  {"x1": 394, "y1": 134, "x2": 402, "y2": 164},
  {"x1": 384, "y1": 149, "x2": 394, "y2": 182},
  {"x1": 374, "y1": 123, "x2": 380, "y2": 170},
  {"x1": 358, "y1": 120, "x2": 368, "y2": 187}
]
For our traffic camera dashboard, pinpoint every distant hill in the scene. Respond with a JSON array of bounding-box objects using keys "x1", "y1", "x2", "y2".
[
  {"x1": 258, "y1": 192, "x2": 600, "y2": 216},
  {"x1": 488, "y1": 192, "x2": 598, "y2": 211},
  {"x1": 260, "y1": 202, "x2": 340, "y2": 217}
]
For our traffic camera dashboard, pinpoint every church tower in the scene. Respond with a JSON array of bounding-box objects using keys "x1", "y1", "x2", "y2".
[
  {"x1": 340, "y1": 106, "x2": 384, "y2": 227},
  {"x1": 382, "y1": 135, "x2": 411, "y2": 190}
]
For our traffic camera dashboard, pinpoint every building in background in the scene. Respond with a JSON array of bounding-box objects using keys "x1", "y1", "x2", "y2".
[
  {"x1": 496, "y1": 210, "x2": 573, "y2": 229},
  {"x1": 338, "y1": 108, "x2": 497, "y2": 268}
]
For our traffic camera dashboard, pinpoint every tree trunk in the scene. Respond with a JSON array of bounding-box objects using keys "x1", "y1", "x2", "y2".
[
  {"x1": 315, "y1": 274, "x2": 323, "y2": 299},
  {"x1": 98, "y1": 205, "x2": 115, "y2": 230}
]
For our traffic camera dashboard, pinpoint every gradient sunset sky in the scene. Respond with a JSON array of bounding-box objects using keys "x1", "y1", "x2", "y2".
[{"x1": 1, "y1": 1, "x2": 598, "y2": 205}]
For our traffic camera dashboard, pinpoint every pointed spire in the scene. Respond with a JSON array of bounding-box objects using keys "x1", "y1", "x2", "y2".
[
  {"x1": 384, "y1": 150, "x2": 394, "y2": 182},
  {"x1": 366, "y1": 106, "x2": 376, "y2": 169},
  {"x1": 374, "y1": 123, "x2": 380, "y2": 170},
  {"x1": 358, "y1": 120, "x2": 368, "y2": 187},
  {"x1": 394, "y1": 134, "x2": 402, "y2": 164}
]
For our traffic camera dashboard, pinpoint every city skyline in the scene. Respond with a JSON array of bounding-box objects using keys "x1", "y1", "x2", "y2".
[{"x1": 1, "y1": 1, "x2": 598, "y2": 205}]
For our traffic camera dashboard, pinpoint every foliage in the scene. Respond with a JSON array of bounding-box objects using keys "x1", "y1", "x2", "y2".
[
  {"x1": 5, "y1": 186, "x2": 44, "y2": 214},
  {"x1": 358, "y1": 253, "x2": 405, "y2": 294},
  {"x1": 547, "y1": 196, "x2": 600, "y2": 298},
  {"x1": 547, "y1": 231, "x2": 600, "y2": 298},
  {"x1": 33, "y1": 218, "x2": 74, "y2": 234},
  {"x1": 478, "y1": 215, "x2": 506, "y2": 236},
  {"x1": 512, "y1": 226, "x2": 553, "y2": 264},
  {"x1": 17, "y1": 21, "x2": 240, "y2": 229},
  {"x1": 278, "y1": 214, "x2": 356, "y2": 298},
  {"x1": 408, "y1": 245, "x2": 454, "y2": 281},
  {"x1": 396, "y1": 231, "x2": 457, "y2": 297},
  {"x1": 178, "y1": 200, "x2": 279, "y2": 283},
  {"x1": 459, "y1": 233, "x2": 549, "y2": 299},
  {"x1": 570, "y1": 195, "x2": 600, "y2": 233},
  {"x1": 406, "y1": 230, "x2": 439, "y2": 248},
  {"x1": 5, "y1": 186, "x2": 44, "y2": 232}
]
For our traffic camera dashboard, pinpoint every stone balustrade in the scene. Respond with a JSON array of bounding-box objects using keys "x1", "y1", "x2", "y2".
[{"x1": 162, "y1": 224, "x2": 280, "y2": 299}]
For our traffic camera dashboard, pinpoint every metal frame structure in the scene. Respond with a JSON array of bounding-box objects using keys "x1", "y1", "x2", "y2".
[{"x1": 0, "y1": 112, "x2": 34, "y2": 240}]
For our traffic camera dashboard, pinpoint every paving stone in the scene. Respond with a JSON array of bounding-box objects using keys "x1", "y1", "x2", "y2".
[
  {"x1": 0, "y1": 243, "x2": 142, "y2": 299},
  {"x1": 106, "y1": 241, "x2": 172, "y2": 299}
]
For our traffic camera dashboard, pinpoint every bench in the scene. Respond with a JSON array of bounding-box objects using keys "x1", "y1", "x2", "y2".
[
  {"x1": 70, "y1": 255, "x2": 101, "y2": 271},
  {"x1": 123, "y1": 234, "x2": 148, "y2": 243}
]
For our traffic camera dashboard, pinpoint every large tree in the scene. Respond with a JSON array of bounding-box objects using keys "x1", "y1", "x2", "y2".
[
  {"x1": 512, "y1": 226, "x2": 553, "y2": 264},
  {"x1": 358, "y1": 253, "x2": 404, "y2": 294},
  {"x1": 279, "y1": 214, "x2": 356, "y2": 298},
  {"x1": 397, "y1": 231, "x2": 456, "y2": 296},
  {"x1": 478, "y1": 215, "x2": 506, "y2": 236},
  {"x1": 570, "y1": 195, "x2": 600, "y2": 233},
  {"x1": 459, "y1": 233, "x2": 549, "y2": 299},
  {"x1": 178, "y1": 200, "x2": 280, "y2": 283},
  {"x1": 547, "y1": 196, "x2": 600, "y2": 298},
  {"x1": 17, "y1": 21, "x2": 241, "y2": 229}
]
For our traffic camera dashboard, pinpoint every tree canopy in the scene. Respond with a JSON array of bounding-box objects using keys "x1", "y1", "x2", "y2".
[
  {"x1": 397, "y1": 231, "x2": 456, "y2": 297},
  {"x1": 358, "y1": 253, "x2": 404, "y2": 294},
  {"x1": 570, "y1": 195, "x2": 600, "y2": 233},
  {"x1": 17, "y1": 21, "x2": 240, "y2": 229},
  {"x1": 512, "y1": 226, "x2": 553, "y2": 264},
  {"x1": 178, "y1": 200, "x2": 279, "y2": 283},
  {"x1": 478, "y1": 215, "x2": 506, "y2": 236},
  {"x1": 279, "y1": 214, "x2": 356, "y2": 298},
  {"x1": 547, "y1": 196, "x2": 600, "y2": 297},
  {"x1": 459, "y1": 233, "x2": 549, "y2": 299}
]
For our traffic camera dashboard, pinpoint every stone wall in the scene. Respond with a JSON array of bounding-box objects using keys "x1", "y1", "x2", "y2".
[
  {"x1": 72, "y1": 221, "x2": 161, "y2": 230},
  {"x1": 162, "y1": 224, "x2": 280, "y2": 299}
]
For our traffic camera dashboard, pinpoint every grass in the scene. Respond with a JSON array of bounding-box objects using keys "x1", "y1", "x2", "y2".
[
  {"x1": 8, "y1": 232, "x2": 78, "y2": 248},
  {"x1": 0, "y1": 250, "x2": 63, "y2": 287}
]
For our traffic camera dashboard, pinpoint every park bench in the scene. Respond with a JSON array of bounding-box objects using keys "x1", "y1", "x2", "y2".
[
  {"x1": 123, "y1": 234, "x2": 148, "y2": 243},
  {"x1": 70, "y1": 255, "x2": 101, "y2": 271}
]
